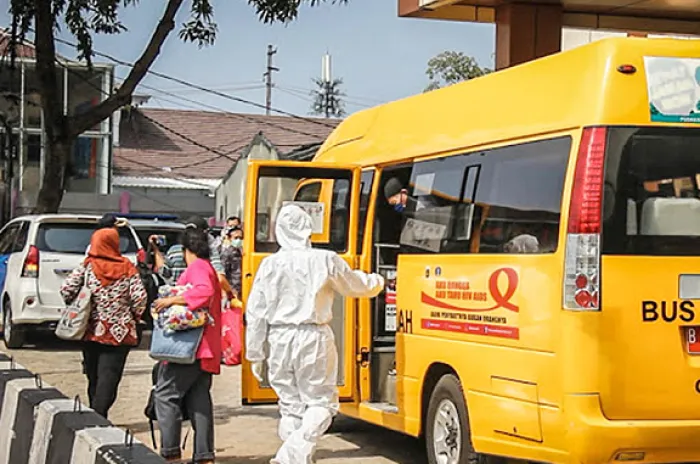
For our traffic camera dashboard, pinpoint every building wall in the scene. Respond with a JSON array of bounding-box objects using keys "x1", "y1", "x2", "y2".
[
  {"x1": 214, "y1": 139, "x2": 302, "y2": 242},
  {"x1": 0, "y1": 59, "x2": 114, "y2": 218},
  {"x1": 113, "y1": 186, "x2": 215, "y2": 218},
  {"x1": 215, "y1": 141, "x2": 277, "y2": 221},
  {"x1": 16, "y1": 189, "x2": 214, "y2": 219},
  {"x1": 561, "y1": 27, "x2": 698, "y2": 51}
]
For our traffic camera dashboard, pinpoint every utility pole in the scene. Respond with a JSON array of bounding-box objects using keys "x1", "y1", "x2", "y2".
[
  {"x1": 264, "y1": 45, "x2": 279, "y2": 116},
  {"x1": 322, "y1": 53, "x2": 332, "y2": 119}
]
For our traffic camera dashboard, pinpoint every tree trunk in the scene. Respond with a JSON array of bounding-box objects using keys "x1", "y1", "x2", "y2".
[
  {"x1": 34, "y1": 139, "x2": 70, "y2": 213},
  {"x1": 32, "y1": 0, "x2": 68, "y2": 214},
  {"x1": 29, "y1": 0, "x2": 183, "y2": 214}
]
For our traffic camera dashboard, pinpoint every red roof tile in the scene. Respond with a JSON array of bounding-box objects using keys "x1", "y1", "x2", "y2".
[
  {"x1": 114, "y1": 108, "x2": 339, "y2": 179},
  {"x1": 0, "y1": 30, "x2": 36, "y2": 59}
]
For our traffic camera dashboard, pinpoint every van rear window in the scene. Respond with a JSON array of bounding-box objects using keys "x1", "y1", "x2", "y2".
[
  {"x1": 602, "y1": 127, "x2": 700, "y2": 256},
  {"x1": 36, "y1": 223, "x2": 138, "y2": 255}
]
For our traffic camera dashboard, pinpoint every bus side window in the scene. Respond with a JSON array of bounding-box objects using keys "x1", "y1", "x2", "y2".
[
  {"x1": 474, "y1": 137, "x2": 570, "y2": 254},
  {"x1": 399, "y1": 156, "x2": 477, "y2": 254},
  {"x1": 374, "y1": 168, "x2": 413, "y2": 265},
  {"x1": 394, "y1": 136, "x2": 572, "y2": 255},
  {"x1": 330, "y1": 179, "x2": 350, "y2": 250},
  {"x1": 357, "y1": 170, "x2": 375, "y2": 253},
  {"x1": 294, "y1": 182, "x2": 322, "y2": 202}
]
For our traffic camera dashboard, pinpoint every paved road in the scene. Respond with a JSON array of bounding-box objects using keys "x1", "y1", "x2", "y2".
[{"x1": 1, "y1": 333, "x2": 425, "y2": 464}]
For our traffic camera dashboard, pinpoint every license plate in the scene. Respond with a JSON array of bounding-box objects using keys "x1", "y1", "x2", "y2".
[{"x1": 686, "y1": 327, "x2": 700, "y2": 354}]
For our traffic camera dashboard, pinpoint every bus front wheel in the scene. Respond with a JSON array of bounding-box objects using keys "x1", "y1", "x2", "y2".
[{"x1": 426, "y1": 374, "x2": 504, "y2": 464}]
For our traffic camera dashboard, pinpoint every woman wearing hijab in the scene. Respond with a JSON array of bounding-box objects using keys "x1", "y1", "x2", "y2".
[{"x1": 60, "y1": 227, "x2": 148, "y2": 419}]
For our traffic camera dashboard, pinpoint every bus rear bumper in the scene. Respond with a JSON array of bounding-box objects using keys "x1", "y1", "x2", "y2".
[{"x1": 567, "y1": 393, "x2": 700, "y2": 463}]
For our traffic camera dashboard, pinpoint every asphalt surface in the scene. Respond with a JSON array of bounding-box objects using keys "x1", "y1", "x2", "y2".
[{"x1": 1, "y1": 332, "x2": 426, "y2": 463}]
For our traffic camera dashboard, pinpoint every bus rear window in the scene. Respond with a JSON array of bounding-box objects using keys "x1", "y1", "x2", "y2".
[{"x1": 602, "y1": 127, "x2": 700, "y2": 256}]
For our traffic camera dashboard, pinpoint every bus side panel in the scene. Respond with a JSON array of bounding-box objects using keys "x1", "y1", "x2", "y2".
[{"x1": 396, "y1": 253, "x2": 568, "y2": 460}]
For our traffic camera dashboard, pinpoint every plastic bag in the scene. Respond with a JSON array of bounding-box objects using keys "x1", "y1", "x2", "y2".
[
  {"x1": 221, "y1": 301, "x2": 242, "y2": 366},
  {"x1": 154, "y1": 284, "x2": 213, "y2": 332}
]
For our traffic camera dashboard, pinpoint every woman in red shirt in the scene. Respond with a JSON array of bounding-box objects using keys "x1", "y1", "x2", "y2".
[
  {"x1": 60, "y1": 227, "x2": 147, "y2": 419},
  {"x1": 152, "y1": 229, "x2": 221, "y2": 464}
]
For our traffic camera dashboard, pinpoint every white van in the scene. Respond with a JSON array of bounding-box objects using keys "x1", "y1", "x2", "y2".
[{"x1": 0, "y1": 215, "x2": 143, "y2": 348}]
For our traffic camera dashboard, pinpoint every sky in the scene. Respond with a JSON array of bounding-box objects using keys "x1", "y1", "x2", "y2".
[{"x1": 2, "y1": 0, "x2": 495, "y2": 118}]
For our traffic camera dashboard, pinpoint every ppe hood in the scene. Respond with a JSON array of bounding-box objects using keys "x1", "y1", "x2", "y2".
[{"x1": 275, "y1": 204, "x2": 312, "y2": 250}]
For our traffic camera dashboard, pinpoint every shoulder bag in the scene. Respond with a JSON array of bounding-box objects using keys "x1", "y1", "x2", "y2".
[
  {"x1": 149, "y1": 309, "x2": 205, "y2": 364},
  {"x1": 55, "y1": 270, "x2": 92, "y2": 341}
]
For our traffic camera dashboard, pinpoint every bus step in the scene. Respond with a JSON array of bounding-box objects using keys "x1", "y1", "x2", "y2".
[{"x1": 363, "y1": 401, "x2": 399, "y2": 414}]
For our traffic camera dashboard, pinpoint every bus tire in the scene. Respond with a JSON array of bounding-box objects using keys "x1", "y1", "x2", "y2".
[{"x1": 426, "y1": 374, "x2": 502, "y2": 464}]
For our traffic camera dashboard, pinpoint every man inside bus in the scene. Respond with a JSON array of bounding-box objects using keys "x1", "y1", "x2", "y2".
[
  {"x1": 384, "y1": 177, "x2": 417, "y2": 214},
  {"x1": 245, "y1": 204, "x2": 384, "y2": 464}
]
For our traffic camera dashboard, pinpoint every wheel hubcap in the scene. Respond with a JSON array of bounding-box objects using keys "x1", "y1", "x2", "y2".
[{"x1": 433, "y1": 399, "x2": 462, "y2": 464}]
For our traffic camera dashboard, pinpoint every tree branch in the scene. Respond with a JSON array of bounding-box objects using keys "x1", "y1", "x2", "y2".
[{"x1": 67, "y1": 0, "x2": 185, "y2": 138}]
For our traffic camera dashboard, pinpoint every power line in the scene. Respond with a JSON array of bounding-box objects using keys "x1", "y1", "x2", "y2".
[
  {"x1": 50, "y1": 34, "x2": 338, "y2": 129},
  {"x1": 282, "y1": 84, "x2": 386, "y2": 105},
  {"x1": 277, "y1": 86, "x2": 373, "y2": 109},
  {"x1": 276, "y1": 87, "x2": 314, "y2": 103},
  {"x1": 125, "y1": 78, "x2": 327, "y2": 140},
  {"x1": 151, "y1": 83, "x2": 264, "y2": 94},
  {"x1": 4, "y1": 52, "x2": 226, "y2": 199},
  {"x1": 59, "y1": 60, "x2": 243, "y2": 164},
  {"x1": 58, "y1": 60, "x2": 259, "y2": 194}
]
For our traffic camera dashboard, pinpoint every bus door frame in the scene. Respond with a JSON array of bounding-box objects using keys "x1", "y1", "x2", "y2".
[{"x1": 241, "y1": 160, "x2": 363, "y2": 404}]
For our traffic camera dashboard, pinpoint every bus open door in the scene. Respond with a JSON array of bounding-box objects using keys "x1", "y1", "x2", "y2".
[{"x1": 241, "y1": 160, "x2": 362, "y2": 404}]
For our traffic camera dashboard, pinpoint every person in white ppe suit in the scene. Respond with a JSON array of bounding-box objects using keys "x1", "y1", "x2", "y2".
[{"x1": 246, "y1": 204, "x2": 384, "y2": 464}]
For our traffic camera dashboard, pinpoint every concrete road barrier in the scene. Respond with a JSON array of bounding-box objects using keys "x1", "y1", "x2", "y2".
[
  {"x1": 0, "y1": 377, "x2": 65, "y2": 464},
  {"x1": 0, "y1": 357, "x2": 164, "y2": 464},
  {"x1": 72, "y1": 428, "x2": 165, "y2": 464}
]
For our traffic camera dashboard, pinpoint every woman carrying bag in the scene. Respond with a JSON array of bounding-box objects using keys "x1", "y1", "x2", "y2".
[
  {"x1": 60, "y1": 227, "x2": 147, "y2": 419},
  {"x1": 151, "y1": 229, "x2": 222, "y2": 464}
]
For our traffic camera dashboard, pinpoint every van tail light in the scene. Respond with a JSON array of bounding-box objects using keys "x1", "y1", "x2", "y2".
[
  {"x1": 21, "y1": 245, "x2": 39, "y2": 278},
  {"x1": 137, "y1": 248, "x2": 146, "y2": 264},
  {"x1": 564, "y1": 127, "x2": 606, "y2": 311}
]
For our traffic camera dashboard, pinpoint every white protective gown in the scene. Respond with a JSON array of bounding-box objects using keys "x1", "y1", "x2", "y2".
[{"x1": 246, "y1": 204, "x2": 384, "y2": 464}]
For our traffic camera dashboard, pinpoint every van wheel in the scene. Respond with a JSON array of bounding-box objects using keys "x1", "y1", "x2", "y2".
[
  {"x1": 426, "y1": 374, "x2": 504, "y2": 464},
  {"x1": 3, "y1": 301, "x2": 25, "y2": 349}
]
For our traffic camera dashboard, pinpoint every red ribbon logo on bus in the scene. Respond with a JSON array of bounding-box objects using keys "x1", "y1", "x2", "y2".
[{"x1": 420, "y1": 267, "x2": 519, "y2": 313}]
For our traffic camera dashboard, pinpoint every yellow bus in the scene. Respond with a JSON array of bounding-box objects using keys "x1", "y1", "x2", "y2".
[{"x1": 240, "y1": 37, "x2": 700, "y2": 464}]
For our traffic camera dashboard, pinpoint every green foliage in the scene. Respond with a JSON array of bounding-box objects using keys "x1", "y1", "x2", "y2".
[
  {"x1": 9, "y1": 0, "x2": 216, "y2": 65},
  {"x1": 248, "y1": 0, "x2": 347, "y2": 24},
  {"x1": 8, "y1": 0, "x2": 348, "y2": 65},
  {"x1": 425, "y1": 51, "x2": 491, "y2": 92},
  {"x1": 310, "y1": 77, "x2": 345, "y2": 118},
  {"x1": 4, "y1": 0, "x2": 349, "y2": 213}
]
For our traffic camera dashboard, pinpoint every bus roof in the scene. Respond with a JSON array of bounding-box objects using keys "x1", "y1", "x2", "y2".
[{"x1": 314, "y1": 37, "x2": 700, "y2": 167}]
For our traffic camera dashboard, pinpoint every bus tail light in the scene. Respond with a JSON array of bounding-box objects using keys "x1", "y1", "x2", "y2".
[
  {"x1": 21, "y1": 245, "x2": 39, "y2": 278},
  {"x1": 564, "y1": 127, "x2": 606, "y2": 311}
]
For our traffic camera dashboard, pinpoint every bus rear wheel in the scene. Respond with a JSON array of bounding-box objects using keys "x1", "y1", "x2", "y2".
[{"x1": 426, "y1": 374, "x2": 503, "y2": 464}]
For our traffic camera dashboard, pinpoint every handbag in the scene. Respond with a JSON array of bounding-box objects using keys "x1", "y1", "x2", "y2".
[
  {"x1": 149, "y1": 310, "x2": 204, "y2": 364},
  {"x1": 55, "y1": 277, "x2": 92, "y2": 341}
]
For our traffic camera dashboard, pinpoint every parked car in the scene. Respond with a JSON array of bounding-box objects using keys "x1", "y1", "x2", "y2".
[
  {"x1": 0, "y1": 215, "x2": 144, "y2": 348},
  {"x1": 126, "y1": 219, "x2": 186, "y2": 261}
]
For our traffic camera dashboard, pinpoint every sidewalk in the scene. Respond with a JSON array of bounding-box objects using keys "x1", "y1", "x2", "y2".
[{"x1": 2, "y1": 337, "x2": 424, "y2": 463}]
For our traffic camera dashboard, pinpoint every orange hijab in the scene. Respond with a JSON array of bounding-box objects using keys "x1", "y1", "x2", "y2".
[{"x1": 85, "y1": 228, "x2": 137, "y2": 286}]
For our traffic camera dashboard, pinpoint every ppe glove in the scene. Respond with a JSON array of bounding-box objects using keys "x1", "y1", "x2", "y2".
[{"x1": 251, "y1": 361, "x2": 265, "y2": 383}]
